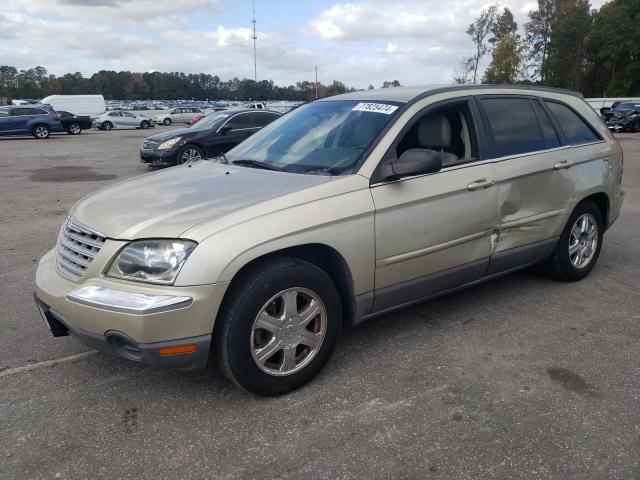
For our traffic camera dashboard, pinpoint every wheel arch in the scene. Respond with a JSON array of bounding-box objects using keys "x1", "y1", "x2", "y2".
[
  {"x1": 217, "y1": 243, "x2": 358, "y2": 328},
  {"x1": 578, "y1": 191, "x2": 610, "y2": 228}
]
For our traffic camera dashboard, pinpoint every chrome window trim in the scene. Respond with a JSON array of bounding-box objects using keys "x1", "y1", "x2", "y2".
[
  {"x1": 369, "y1": 140, "x2": 607, "y2": 188},
  {"x1": 216, "y1": 112, "x2": 254, "y2": 133}
]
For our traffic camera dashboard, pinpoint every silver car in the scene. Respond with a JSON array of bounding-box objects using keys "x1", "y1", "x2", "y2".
[
  {"x1": 94, "y1": 110, "x2": 154, "y2": 130},
  {"x1": 35, "y1": 85, "x2": 624, "y2": 395},
  {"x1": 154, "y1": 107, "x2": 202, "y2": 126}
]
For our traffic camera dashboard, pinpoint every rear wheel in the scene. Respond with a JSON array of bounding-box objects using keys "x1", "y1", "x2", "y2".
[
  {"x1": 163, "y1": 118, "x2": 172, "y2": 126},
  {"x1": 32, "y1": 124, "x2": 50, "y2": 139},
  {"x1": 542, "y1": 200, "x2": 604, "y2": 281},
  {"x1": 67, "y1": 123, "x2": 82, "y2": 135},
  {"x1": 214, "y1": 257, "x2": 342, "y2": 395},
  {"x1": 176, "y1": 144, "x2": 204, "y2": 164},
  {"x1": 102, "y1": 121, "x2": 113, "y2": 131}
]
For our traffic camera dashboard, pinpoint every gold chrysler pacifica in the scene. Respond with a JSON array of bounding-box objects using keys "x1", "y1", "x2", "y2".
[{"x1": 35, "y1": 85, "x2": 624, "y2": 395}]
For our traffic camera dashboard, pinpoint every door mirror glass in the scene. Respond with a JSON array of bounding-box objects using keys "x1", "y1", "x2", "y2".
[{"x1": 381, "y1": 149, "x2": 442, "y2": 180}]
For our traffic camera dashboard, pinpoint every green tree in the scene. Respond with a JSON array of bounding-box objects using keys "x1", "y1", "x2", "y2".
[
  {"x1": 467, "y1": 5, "x2": 498, "y2": 83},
  {"x1": 490, "y1": 7, "x2": 518, "y2": 46},
  {"x1": 483, "y1": 35, "x2": 523, "y2": 83},
  {"x1": 544, "y1": 0, "x2": 592, "y2": 90}
]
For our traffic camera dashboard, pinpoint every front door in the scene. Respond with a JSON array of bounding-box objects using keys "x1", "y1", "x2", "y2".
[{"x1": 371, "y1": 99, "x2": 498, "y2": 312}]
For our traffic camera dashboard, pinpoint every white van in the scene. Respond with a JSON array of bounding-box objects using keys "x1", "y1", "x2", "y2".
[{"x1": 39, "y1": 95, "x2": 106, "y2": 116}]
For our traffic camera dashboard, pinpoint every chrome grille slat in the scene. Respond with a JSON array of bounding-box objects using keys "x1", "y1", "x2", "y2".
[{"x1": 55, "y1": 216, "x2": 106, "y2": 280}]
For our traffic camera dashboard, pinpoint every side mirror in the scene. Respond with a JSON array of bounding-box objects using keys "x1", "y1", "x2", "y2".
[
  {"x1": 219, "y1": 125, "x2": 232, "y2": 135},
  {"x1": 379, "y1": 149, "x2": 442, "y2": 181}
]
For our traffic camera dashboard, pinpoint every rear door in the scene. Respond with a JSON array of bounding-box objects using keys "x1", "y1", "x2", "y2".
[
  {"x1": 477, "y1": 96, "x2": 573, "y2": 275},
  {"x1": 120, "y1": 112, "x2": 138, "y2": 127},
  {"x1": 7, "y1": 108, "x2": 31, "y2": 132}
]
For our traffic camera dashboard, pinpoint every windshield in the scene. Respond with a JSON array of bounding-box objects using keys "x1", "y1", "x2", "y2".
[
  {"x1": 225, "y1": 100, "x2": 402, "y2": 175},
  {"x1": 195, "y1": 111, "x2": 231, "y2": 130}
]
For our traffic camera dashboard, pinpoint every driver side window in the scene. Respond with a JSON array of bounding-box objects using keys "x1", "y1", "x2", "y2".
[{"x1": 391, "y1": 101, "x2": 478, "y2": 168}]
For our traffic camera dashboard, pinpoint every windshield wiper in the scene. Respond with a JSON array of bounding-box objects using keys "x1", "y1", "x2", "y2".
[{"x1": 232, "y1": 159, "x2": 283, "y2": 172}]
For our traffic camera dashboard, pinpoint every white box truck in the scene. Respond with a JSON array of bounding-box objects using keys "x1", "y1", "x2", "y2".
[{"x1": 39, "y1": 95, "x2": 106, "y2": 116}]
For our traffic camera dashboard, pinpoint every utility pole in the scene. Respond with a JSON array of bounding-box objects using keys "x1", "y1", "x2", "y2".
[
  {"x1": 252, "y1": 1, "x2": 257, "y2": 83},
  {"x1": 315, "y1": 65, "x2": 318, "y2": 99}
]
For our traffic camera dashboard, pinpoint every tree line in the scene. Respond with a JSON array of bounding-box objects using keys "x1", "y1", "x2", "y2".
[
  {"x1": 457, "y1": 0, "x2": 640, "y2": 97},
  {"x1": 0, "y1": 66, "x2": 404, "y2": 102},
  {"x1": 0, "y1": 66, "x2": 364, "y2": 101}
]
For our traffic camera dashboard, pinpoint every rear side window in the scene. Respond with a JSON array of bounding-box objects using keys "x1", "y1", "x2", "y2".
[
  {"x1": 481, "y1": 98, "x2": 547, "y2": 157},
  {"x1": 544, "y1": 101, "x2": 600, "y2": 145},
  {"x1": 532, "y1": 102, "x2": 560, "y2": 149}
]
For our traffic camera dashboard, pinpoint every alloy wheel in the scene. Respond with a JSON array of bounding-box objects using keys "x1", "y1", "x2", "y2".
[
  {"x1": 180, "y1": 148, "x2": 202, "y2": 163},
  {"x1": 250, "y1": 288, "x2": 327, "y2": 376},
  {"x1": 35, "y1": 126, "x2": 49, "y2": 138},
  {"x1": 70, "y1": 123, "x2": 81, "y2": 134},
  {"x1": 568, "y1": 213, "x2": 598, "y2": 269}
]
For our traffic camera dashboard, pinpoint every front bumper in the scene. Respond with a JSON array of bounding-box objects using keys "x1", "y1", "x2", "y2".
[
  {"x1": 35, "y1": 248, "x2": 229, "y2": 370},
  {"x1": 139, "y1": 148, "x2": 178, "y2": 166}
]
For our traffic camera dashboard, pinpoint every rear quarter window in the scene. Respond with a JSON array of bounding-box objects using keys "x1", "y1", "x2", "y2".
[{"x1": 544, "y1": 101, "x2": 600, "y2": 145}]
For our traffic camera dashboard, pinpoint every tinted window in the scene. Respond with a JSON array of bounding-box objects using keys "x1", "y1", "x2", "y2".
[
  {"x1": 12, "y1": 108, "x2": 32, "y2": 116},
  {"x1": 532, "y1": 102, "x2": 560, "y2": 149},
  {"x1": 226, "y1": 113, "x2": 252, "y2": 130},
  {"x1": 481, "y1": 98, "x2": 546, "y2": 157},
  {"x1": 251, "y1": 112, "x2": 280, "y2": 127},
  {"x1": 109, "y1": 112, "x2": 119, "y2": 117},
  {"x1": 545, "y1": 101, "x2": 599, "y2": 145},
  {"x1": 29, "y1": 108, "x2": 48, "y2": 115}
]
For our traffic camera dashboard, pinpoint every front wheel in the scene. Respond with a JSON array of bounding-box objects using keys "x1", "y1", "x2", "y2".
[
  {"x1": 102, "y1": 121, "x2": 113, "y2": 131},
  {"x1": 32, "y1": 124, "x2": 50, "y2": 139},
  {"x1": 214, "y1": 257, "x2": 342, "y2": 395},
  {"x1": 542, "y1": 200, "x2": 604, "y2": 281},
  {"x1": 140, "y1": 120, "x2": 149, "y2": 129},
  {"x1": 67, "y1": 123, "x2": 82, "y2": 135},
  {"x1": 163, "y1": 118, "x2": 172, "y2": 126},
  {"x1": 176, "y1": 144, "x2": 204, "y2": 164}
]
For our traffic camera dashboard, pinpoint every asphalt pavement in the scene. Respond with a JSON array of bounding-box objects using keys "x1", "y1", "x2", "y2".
[{"x1": 1, "y1": 127, "x2": 639, "y2": 479}]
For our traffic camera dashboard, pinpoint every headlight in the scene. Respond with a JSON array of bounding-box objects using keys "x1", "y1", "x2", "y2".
[
  {"x1": 157, "y1": 137, "x2": 181, "y2": 150},
  {"x1": 107, "y1": 240, "x2": 197, "y2": 284}
]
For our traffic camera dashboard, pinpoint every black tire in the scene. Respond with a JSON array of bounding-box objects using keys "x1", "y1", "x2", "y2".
[
  {"x1": 163, "y1": 118, "x2": 172, "y2": 126},
  {"x1": 176, "y1": 144, "x2": 204, "y2": 164},
  {"x1": 67, "y1": 122, "x2": 82, "y2": 135},
  {"x1": 140, "y1": 120, "x2": 149, "y2": 129},
  {"x1": 542, "y1": 200, "x2": 604, "y2": 282},
  {"x1": 102, "y1": 121, "x2": 113, "y2": 131},
  {"x1": 214, "y1": 256, "x2": 343, "y2": 395},
  {"x1": 32, "y1": 124, "x2": 50, "y2": 139},
  {"x1": 634, "y1": 119, "x2": 640, "y2": 133}
]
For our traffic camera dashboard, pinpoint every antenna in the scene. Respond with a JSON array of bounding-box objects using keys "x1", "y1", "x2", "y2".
[{"x1": 252, "y1": 1, "x2": 257, "y2": 82}]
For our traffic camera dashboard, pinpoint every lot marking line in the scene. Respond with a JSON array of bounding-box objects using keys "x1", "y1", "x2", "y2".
[{"x1": 0, "y1": 351, "x2": 98, "y2": 378}]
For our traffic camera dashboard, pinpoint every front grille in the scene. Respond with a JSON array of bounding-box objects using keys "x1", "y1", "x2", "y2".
[{"x1": 55, "y1": 216, "x2": 106, "y2": 279}]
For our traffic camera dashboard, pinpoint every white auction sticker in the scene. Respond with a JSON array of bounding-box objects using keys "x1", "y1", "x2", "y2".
[{"x1": 352, "y1": 103, "x2": 399, "y2": 115}]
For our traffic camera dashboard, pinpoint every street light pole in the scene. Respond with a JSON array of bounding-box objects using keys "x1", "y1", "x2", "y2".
[
  {"x1": 315, "y1": 65, "x2": 318, "y2": 99},
  {"x1": 252, "y1": 1, "x2": 257, "y2": 83}
]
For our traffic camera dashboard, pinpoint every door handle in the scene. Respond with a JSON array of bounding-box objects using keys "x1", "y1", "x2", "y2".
[
  {"x1": 467, "y1": 178, "x2": 495, "y2": 191},
  {"x1": 554, "y1": 160, "x2": 573, "y2": 170}
]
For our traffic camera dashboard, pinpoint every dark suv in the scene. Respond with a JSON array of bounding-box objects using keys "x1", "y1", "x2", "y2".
[{"x1": 0, "y1": 105, "x2": 63, "y2": 139}]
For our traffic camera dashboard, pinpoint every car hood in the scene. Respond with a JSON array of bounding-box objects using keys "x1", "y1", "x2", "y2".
[
  {"x1": 70, "y1": 161, "x2": 334, "y2": 240},
  {"x1": 145, "y1": 128, "x2": 194, "y2": 142}
]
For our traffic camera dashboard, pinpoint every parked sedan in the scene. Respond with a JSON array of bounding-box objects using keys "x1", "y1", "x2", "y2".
[
  {"x1": 140, "y1": 109, "x2": 281, "y2": 167},
  {"x1": 93, "y1": 111, "x2": 154, "y2": 130},
  {"x1": 0, "y1": 105, "x2": 62, "y2": 139},
  {"x1": 154, "y1": 107, "x2": 202, "y2": 126},
  {"x1": 57, "y1": 111, "x2": 93, "y2": 135}
]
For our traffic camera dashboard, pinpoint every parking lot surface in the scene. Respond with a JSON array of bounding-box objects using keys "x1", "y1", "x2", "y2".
[{"x1": 1, "y1": 128, "x2": 639, "y2": 479}]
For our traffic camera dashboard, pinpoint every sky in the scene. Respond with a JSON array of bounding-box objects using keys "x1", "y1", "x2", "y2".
[{"x1": 0, "y1": 0, "x2": 608, "y2": 89}]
